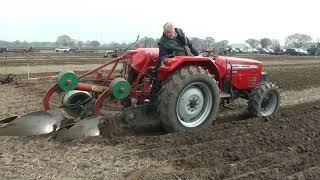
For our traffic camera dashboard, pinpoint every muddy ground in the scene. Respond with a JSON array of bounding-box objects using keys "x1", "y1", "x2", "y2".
[{"x1": 1, "y1": 54, "x2": 320, "y2": 179}]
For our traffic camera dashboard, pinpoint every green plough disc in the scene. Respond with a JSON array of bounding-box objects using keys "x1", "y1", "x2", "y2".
[
  {"x1": 57, "y1": 71, "x2": 78, "y2": 91},
  {"x1": 110, "y1": 78, "x2": 130, "y2": 99}
]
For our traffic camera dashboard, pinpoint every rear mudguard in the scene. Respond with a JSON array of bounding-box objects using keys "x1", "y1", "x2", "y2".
[{"x1": 157, "y1": 56, "x2": 222, "y2": 89}]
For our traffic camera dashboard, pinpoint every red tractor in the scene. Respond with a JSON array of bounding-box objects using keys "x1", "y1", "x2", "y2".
[{"x1": 42, "y1": 48, "x2": 280, "y2": 134}]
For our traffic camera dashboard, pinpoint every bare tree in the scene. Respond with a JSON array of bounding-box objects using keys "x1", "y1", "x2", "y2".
[
  {"x1": 215, "y1": 40, "x2": 229, "y2": 48},
  {"x1": 56, "y1": 35, "x2": 75, "y2": 47},
  {"x1": 204, "y1": 37, "x2": 215, "y2": 49},
  {"x1": 189, "y1": 37, "x2": 206, "y2": 50},
  {"x1": 139, "y1": 37, "x2": 157, "y2": 48},
  {"x1": 0, "y1": 40, "x2": 9, "y2": 47},
  {"x1": 271, "y1": 39, "x2": 280, "y2": 50},
  {"x1": 245, "y1": 39, "x2": 260, "y2": 49},
  {"x1": 90, "y1": 41, "x2": 101, "y2": 48},
  {"x1": 21, "y1": 41, "x2": 30, "y2": 47},
  {"x1": 76, "y1": 41, "x2": 84, "y2": 48},
  {"x1": 285, "y1": 33, "x2": 312, "y2": 48},
  {"x1": 260, "y1": 38, "x2": 272, "y2": 48},
  {"x1": 12, "y1": 40, "x2": 21, "y2": 47}
]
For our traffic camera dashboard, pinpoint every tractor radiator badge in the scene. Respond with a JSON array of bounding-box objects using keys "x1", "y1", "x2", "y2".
[{"x1": 228, "y1": 64, "x2": 258, "y2": 69}]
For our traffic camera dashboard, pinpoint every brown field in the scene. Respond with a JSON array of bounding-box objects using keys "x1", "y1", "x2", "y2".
[{"x1": 1, "y1": 53, "x2": 320, "y2": 179}]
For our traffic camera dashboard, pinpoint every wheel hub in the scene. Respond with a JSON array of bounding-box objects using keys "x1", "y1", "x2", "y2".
[
  {"x1": 189, "y1": 98, "x2": 198, "y2": 109},
  {"x1": 178, "y1": 88, "x2": 204, "y2": 121},
  {"x1": 176, "y1": 82, "x2": 213, "y2": 128},
  {"x1": 261, "y1": 91, "x2": 277, "y2": 116}
]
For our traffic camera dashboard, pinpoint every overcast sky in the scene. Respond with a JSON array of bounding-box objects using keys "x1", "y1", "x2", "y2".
[{"x1": 1, "y1": 0, "x2": 319, "y2": 44}]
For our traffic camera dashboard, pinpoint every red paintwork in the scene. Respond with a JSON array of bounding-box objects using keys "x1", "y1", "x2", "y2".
[
  {"x1": 105, "y1": 60, "x2": 119, "y2": 81},
  {"x1": 43, "y1": 84, "x2": 61, "y2": 111},
  {"x1": 214, "y1": 56, "x2": 262, "y2": 89},
  {"x1": 78, "y1": 53, "x2": 128, "y2": 80},
  {"x1": 130, "y1": 48, "x2": 159, "y2": 72},
  {"x1": 43, "y1": 48, "x2": 263, "y2": 114},
  {"x1": 129, "y1": 48, "x2": 262, "y2": 91},
  {"x1": 74, "y1": 83, "x2": 94, "y2": 92},
  {"x1": 157, "y1": 56, "x2": 221, "y2": 87},
  {"x1": 94, "y1": 90, "x2": 109, "y2": 116},
  {"x1": 43, "y1": 82, "x2": 110, "y2": 116}
]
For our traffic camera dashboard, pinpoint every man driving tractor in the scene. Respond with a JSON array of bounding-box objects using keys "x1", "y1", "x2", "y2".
[
  {"x1": 145, "y1": 22, "x2": 200, "y2": 77},
  {"x1": 158, "y1": 22, "x2": 199, "y2": 61}
]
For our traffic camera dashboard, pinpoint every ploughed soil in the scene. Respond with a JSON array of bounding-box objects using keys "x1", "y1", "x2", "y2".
[
  {"x1": 1, "y1": 55, "x2": 320, "y2": 179},
  {"x1": 122, "y1": 100, "x2": 320, "y2": 180},
  {"x1": 265, "y1": 63, "x2": 320, "y2": 91}
]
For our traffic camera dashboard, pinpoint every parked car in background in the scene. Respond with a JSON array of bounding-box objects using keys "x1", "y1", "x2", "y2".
[
  {"x1": 271, "y1": 48, "x2": 285, "y2": 55},
  {"x1": 285, "y1": 48, "x2": 301, "y2": 56},
  {"x1": 235, "y1": 48, "x2": 246, "y2": 54},
  {"x1": 218, "y1": 47, "x2": 231, "y2": 55},
  {"x1": 70, "y1": 47, "x2": 80, "y2": 53},
  {"x1": 0, "y1": 47, "x2": 7, "y2": 53},
  {"x1": 246, "y1": 48, "x2": 259, "y2": 54},
  {"x1": 259, "y1": 48, "x2": 270, "y2": 54},
  {"x1": 297, "y1": 49, "x2": 308, "y2": 56},
  {"x1": 267, "y1": 48, "x2": 274, "y2": 54},
  {"x1": 55, "y1": 47, "x2": 71, "y2": 53},
  {"x1": 307, "y1": 45, "x2": 320, "y2": 56},
  {"x1": 104, "y1": 49, "x2": 122, "y2": 58}
]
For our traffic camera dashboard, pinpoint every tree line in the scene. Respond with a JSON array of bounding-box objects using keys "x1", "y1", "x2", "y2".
[{"x1": 0, "y1": 33, "x2": 316, "y2": 50}]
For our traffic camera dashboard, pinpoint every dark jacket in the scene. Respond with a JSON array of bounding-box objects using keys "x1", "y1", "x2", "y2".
[{"x1": 158, "y1": 28, "x2": 199, "y2": 60}]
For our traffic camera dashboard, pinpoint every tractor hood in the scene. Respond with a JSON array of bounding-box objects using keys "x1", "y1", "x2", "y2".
[
  {"x1": 214, "y1": 56, "x2": 262, "y2": 76},
  {"x1": 214, "y1": 56, "x2": 263, "y2": 89},
  {"x1": 225, "y1": 56, "x2": 262, "y2": 68}
]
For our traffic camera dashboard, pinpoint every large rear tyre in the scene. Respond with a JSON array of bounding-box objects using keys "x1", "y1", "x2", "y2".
[
  {"x1": 156, "y1": 66, "x2": 220, "y2": 132},
  {"x1": 248, "y1": 82, "x2": 280, "y2": 117}
]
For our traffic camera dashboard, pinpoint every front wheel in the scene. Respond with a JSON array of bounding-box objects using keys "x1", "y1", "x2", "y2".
[
  {"x1": 156, "y1": 66, "x2": 220, "y2": 132},
  {"x1": 248, "y1": 82, "x2": 280, "y2": 117}
]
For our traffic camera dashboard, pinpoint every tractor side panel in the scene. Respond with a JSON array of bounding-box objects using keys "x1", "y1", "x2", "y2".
[
  {"x1": 231, "y1": 68, "x2": 262, "y2": 89},
  {"x1": 226, "y1": 57, "x2": 262, "y2": 90}
]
